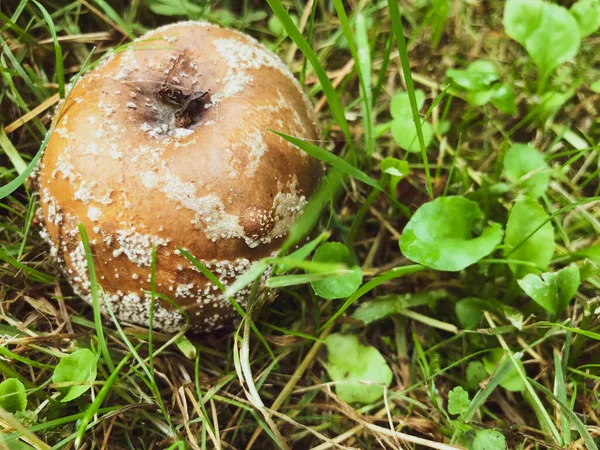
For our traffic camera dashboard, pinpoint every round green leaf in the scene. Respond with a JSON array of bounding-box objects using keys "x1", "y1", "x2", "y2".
[
  {"x1": 391, "y1": 119, "x2": 433, "y2": 153},
  {"x1": 268, "y1": 14, "x2": 298, "y2": 36},
  {"x1": 504, "y1": 143, "x2": 550, "y2": 198},
  {"x1": 570, "y1": 0, "x2": 600, "y2": 37},
  {"x1": 446, "y1": 60, "x2": 499, "y2": 91},
  {"x1": 504, "y1": 0, "x2": 580, "y2": 78},
  {"x1": 456, "y1": 298, "x2": 489, "y2": 330},
  {"x1": 324, "y1": 333, "x2": 392, "y2": 404},
  {"x1": 399, "y1": 196, "x2": 504, "y2": 271},
  {"x1": 0, "y1": 378, "x2": 27, "y2": 414},
  {"x1": 491, "y1": 84, "x2": 517, "y2": 115},
  {"x1": 517, "y1": 263, "x2": 580, "y2": 316},
  {"x1": 52, "y1": 348, "x2": 98, "y2": 402},
  {"x1": 483, "y1": 348, "x2": 525, "y2": 392},
  {"x1": 310, "y1": 243, "x2": 362, "y2": 300},
  {"x1": 473, "y1": 429, "x2": 506, "y2": 450},
  {"x1": 466, "y1": 361, "x2": 488, "y2": 389},
  {"x1": 503, "y1": 196, "x2": 554, "y2": 278},
  {"x1": 390, "y1": 90, "x2": 425, "y2": 120}
]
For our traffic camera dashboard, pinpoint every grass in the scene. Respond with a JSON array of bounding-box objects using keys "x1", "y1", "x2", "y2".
[{"x1": 1, "y1": 0, "x2": 600, "y2": 449}]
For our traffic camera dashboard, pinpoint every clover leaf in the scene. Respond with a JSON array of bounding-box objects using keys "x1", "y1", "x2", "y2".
[
  {"x1": 473, "y1": 429, "x2": 506, "y2": 450},
  {"x1": 504, "y1": 196, "x2": 554, "y2": 277},
  {"x1": 52, "y1": 349, "x2": 97, "y2": 402},
  {"x1": 0, "y1": 378, "x2": 27, "y2": 414},
  {"x1": 310, "y1": 243, "x2": 362, "y2": 300},
  {"x1": 504, "y1": 143, "x2": 550, "y2": 198},
  {"x1": 448, "y1": 386, "x2": 470, "y2": 416},
  {"x1": 518, "y1": 263, "x2": 580, "y2": 316},
  {"x1": 324, "y1": 333, "x2": 392, "y2": 404},
  {"x1": 399, "y1": 196, "x2": 503, "y2": 271},
  {"x1": 504, "y1": 0, "x2": 581, "y2": 80},
  {"x1": 570, "y1": 0, "x2": 600, "y2": 37}
]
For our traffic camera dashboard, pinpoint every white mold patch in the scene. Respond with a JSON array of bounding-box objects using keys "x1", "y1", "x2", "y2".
[
  {"x1": 112, "y1": 229, "x2": 168, "y2": 267},
  {"x1": 245, "y1": 130, "x2": 267, "y2": 176},
  {"x1": 87, "y1": 206, "x2": 102, "y2": 222}
]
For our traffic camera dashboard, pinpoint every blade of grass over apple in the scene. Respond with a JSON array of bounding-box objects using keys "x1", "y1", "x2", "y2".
[
  {"x1": 265, "y1": 0, "x2": 355, "y2": 160},
  {"x1": 178, "y1": 248, "x2": 276, "y2": 362},
  {"x1": 266, "y1": 271, "x2": 353, "y2": 289},
  {"x1": 274, "y1": 231, "x2": 330, "y2": 274},
  {"x1": 78, "y1": 224, "x2": 114, "y2": 372},
  {"x1": 101, "y1": 289, "x2": 177, "y2": 435},
  {"x1": 273, "y1": 131, "x2": 382, "y2": 190},
  {"x1": 0, "y1": 49, "x2": 94, "y2": 201},
  {"x1": 275, "y1": 130, "x2": 412, "y2": 219},
  {"x1": 279, "y1": 169, "x2": 344, "y2": 255},
  {"x1": 148, "y1": 246, "x2": 157, "y2": 384},
  {"x1": 387, "y1": 0, "x2": 433, "y2": 198}
]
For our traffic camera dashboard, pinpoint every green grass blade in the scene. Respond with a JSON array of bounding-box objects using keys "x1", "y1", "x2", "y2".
[
  {"x1": 265, "y1": 0, "x2": 355, "y2": 158},
  {"x1": 91, "y1": 0, "x2": 134, "y2": 39},
  {"x1": 334, "y1": 2, "x2": 374, "y2": 160},
  {"x1": 462, "y1": 352, "x2": 514, "y2": 422},
  {"x1": 0, "y1": 248, "x2": 56, "y2": 284},
  {"x1": 0, "y1": 48, "x2": 94, "y2": 200},
  {"x1": 148, "y1": 246, "x2": 157, "y2": 379},
  {"x1": 0, "y1": 129, "x2": 27, "y2": 174},
  {"x1": 32, "y1": 1, "x2": 65, "y2": 98},
  {"x1": 321, "y1": 264, "x2": 425, "y2": 331},
  {"x1": 272, "y1": 130, "x2": 382, "y2": 191},
  {"x1": 553, "y1": 350, "x2": 571, "y2": 444},
  {"x1": 372, "y1": 32, "x2": 394, "y2": 106},
  {"x1": 530, "y1": 378, "x2": 597, "y2": 450},
  {"x1": 74, "y1": 350, "x2": 135, "y2": 448},
  {"x1": 178, "y1": 248, "x2": 277, "y2": 362},
  {"x1": 279, "y1": 169, "x2": 344, "y2": 255},
  {"x1": 78, "y1": 224, "x2": 115, "y2": 372},
  {"x1": 387, "y1": 0, "x2": 433, "y2": 198}
]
